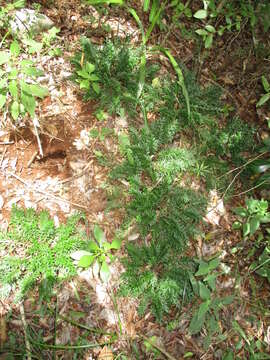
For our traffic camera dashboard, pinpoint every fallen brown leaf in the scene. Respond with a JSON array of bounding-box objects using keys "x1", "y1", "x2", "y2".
[{"x1": 98, "y1": 346, "x2": 114, "y2": 360}]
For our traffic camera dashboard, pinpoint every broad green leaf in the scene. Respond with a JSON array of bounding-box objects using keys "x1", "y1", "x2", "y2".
[
  {"x1": 10, "y1": 40, "x2": 21, "y2": 57},
  {"x1": 100, "y1": 261, "x2": 110, "y2": 282},
  {"x1": 11, "y1": 101, "x2": 20, "y2": 120},
  {"x1": 28, "y1": 84, "x2": 49, "y2": 98},
  {"x1": 204, "y1": 273, "x2": 218, "y2": 291},
  {"x1": 8, "y1": 68, "x2": 18, "y2": 79},
  {"x1": 9, "y1": 80, "x2": 18, "y2": 99},
  {"x1": 183, "y1": 353, "x2": 194, "y2": 358},
  {"x1": 88, "y1": 74, "x2": 100, "y2": 81},
  {"x1": 189, "y1": 273, "x2": 199, "y2": 295},
  {"x1": 189, "y1": 309, "x2": 205, "y2": 334},
  {"x1": 0, "y1": 79, "x2": 7, "y2": 89},
  {"x1": 21, "y1": 92, "x2": 36, "y2": 118},
  {"x1": 88, "y1": 241, "x2": 99, "y2": 252},
  {"x1": 205, "y1": 24, "x2": 216, "y2": 33},
  {"x1": 199, "y1": 282, "x2": 211, "y2": 300},
  {"x1": 194, "y1": 9, "x2": 207, "y2": 19},
  {"x1": 92, "y1": 82, "x2": 100, "y2": 94},
  {"x1": 205, "y1": 33, "x2": 213, "y2": 48},
  {"x1": 233, "y1": 207, "x2": 248, "y2": 217},
  {"x1": 77, "y1": 69, "x2": 90, "y2": 79},
  {"x1": 208, "y1": 258, "x2": 220, "y2": 271},
  {"x1": 232, "y1": 221, "x2": 242, "y2": 230},
  {"x1": 111, "y1": 237, "x2": 121, "y2": 250},
  {"x1": 13, "y1": 0, "x2": 25, "y2": 8},
  {"x1": 94, "y1": 225, "x2": 106, "y2": 245},
  {"x1": 103, "y1": 241, "x2": 112, "y2": 251},
  {"x1": 198, "y1": 300, "x2": 211, "y2": 318},
  {"x1": 195, "y1": 260, "x2": 210, "y2": 276},
  {"x1": 243, "y1": 222, "x2": 250, "y2": 237},
  {"x1": 249, "y1": 216, "x2": 260, "y2": 236},
  {"x1": 222, "y1": 350, "x2": 234, "y2": 360},
  {"x1": 78, "y1": 254, "x2": 95, "y2": 268},
  {"x1": 79, "y1": 79, "x2": 90, "y2": 89},
  {"x1": 70, "y1": 250, "x2": 92, "y2": 260},
  {"x1": 0, "y1": 94, "x2": 7, "y2": 109},
  {"x1": 195, "y1": 29, "x2": 208, "y2": 36},
  {"x1": 85, "y1": 62, "x2": 95, "y2": 74},
  {"x1": 220, "y1": 295, "x2": 234, "y2": 305},
  {"x1": 23, "y1": 39, "x2": 43, "y2": 54},
  {"x1": 257, "y1": 93, "x2": 270, "y2": 107},
  {"x1": 262, "y1": 76, "x2": 270, "y2": 92},
  {"x1": 0, "y1": 51, "x2": 10, "y2": 66},
  {"x1": 21, "y1": 59, "x2": 34, "y2": 67},
  {"x1": 22, "y1": 67, "x2": 44, "y2": 77}
]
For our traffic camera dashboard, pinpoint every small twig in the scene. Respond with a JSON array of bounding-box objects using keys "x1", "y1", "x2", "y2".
[
  {"x1": 33, "y1": 118, "x2": 43, "y2": 158},
  {"x1": 6, "y1": 172, "x2": 88, "y2": 210},
  {"x1": 233, "y1": 180, "x2": 268, "y2": 197},
  {"x1": 29, "y1": 340, "x2": 114, "y2": 350},
  {"x1": 19, "y1": 302, "x2": 32, "y2": 360},
  {"x1": 60, "y1": 160, "x2": 93, "y2": 184},
  {"x1": 0, "y1": 147, "x2": 7, "y2": 167},
  {"x1": 221, "y1": 151, "x2": 268, "y2": 200},
  {"x1": 0, "y1": 141, "x2": 14, "y2": 145},
  {"x1": 217, "y1": 152, "x2": 267, "y2": 179},
  {"x1": 57, "y1": 313, "x2": 115, "y2": 336},
  {"x1": 141, "y1": 335, "x2": 177, "y2": 360},
  {"x1": 27, "y1": 151, "x2": 38, "y2": 168}
]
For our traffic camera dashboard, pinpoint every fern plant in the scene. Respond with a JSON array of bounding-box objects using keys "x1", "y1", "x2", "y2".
[
  {"x1": 120, "y1": 242, "x2": 195, "y2": 320},
  {"x1": 0, "y1": 207, "x2": 86, "y2": 300}
]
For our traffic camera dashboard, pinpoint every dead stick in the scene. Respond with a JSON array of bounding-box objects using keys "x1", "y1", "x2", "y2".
[
  {"x1": 141, "y1": 335, "x2": 177, "y2": 360},
  {"x1": 19, "y1": 302, "x2": 32, "y2": 360},
  {"x1": 0, "y1": 147, "x2": 7, "y2": 167},
  {"x1": 33, "y1": 117, "x2": 43, "y2": 158},
  {"x1": 27, "y1": 150, "x2": 38, "y2": 168}
]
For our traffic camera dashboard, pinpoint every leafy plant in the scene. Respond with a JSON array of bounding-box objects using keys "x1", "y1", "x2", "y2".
[
  {"x1": 120, "y1": 242, "x2": 195, "y2": 320},
  {"x1": 72, "y1": 37, "x2": 140, "y2": 116},
  {"x1": 257, "y1": 75, "x2": 270, "y2": 108},
  {"x1": 226, "y1": 320, "x2": 270, "y2": 359},
  {"x1": 71, "y1": 225, "x2": 121, "y2": 282},
  {"x1": 233, "y1": 198, "x2": 270, "y2": 238},
  {"x1": 189, "y1": 258, "x2": 234, "y2": 349},
  {"x1": 75, "y1": 61, "x2": 101, "y2": 95},
  {"x1": 0, "y1": 40, "x2": 48, "y2": 122},
  {"x1": 233, "y1": 198, "x2": 270, "y2": 282},
  {"x1": 0, "y1": 0, "x2": 25, "y2": 32},
  {"x1": 0, "y1": 207, "x2": 86, "y2": 300}
]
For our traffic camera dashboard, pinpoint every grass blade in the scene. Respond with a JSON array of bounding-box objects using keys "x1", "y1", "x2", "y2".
[{"x1": 157, "y1": 47, "x2": 190, "y2": 119}]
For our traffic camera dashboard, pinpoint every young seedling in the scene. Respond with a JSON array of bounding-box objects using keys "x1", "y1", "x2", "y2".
[{"x1": 71, "y1": 225, "x2": 121, "y2": 282}]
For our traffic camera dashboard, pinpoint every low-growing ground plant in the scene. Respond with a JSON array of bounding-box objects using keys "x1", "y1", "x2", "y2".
[
  {"x1": 233, "y1": 198, "x2": 270, "y2": 282},
  {"x1": 71, "y1": 224, "x2": 121, "y2": 282},
  {"x1": 0, "y1": 207, "x2": 87, "y2": 300}
]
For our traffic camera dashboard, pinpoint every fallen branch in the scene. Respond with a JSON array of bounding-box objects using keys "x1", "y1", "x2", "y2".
[
  {"x1": 141, "y1": 335, "x2": 177, "y2": 360},
  {"x1": 19, "y1": 302, "x2": 32, "y2": 360}
]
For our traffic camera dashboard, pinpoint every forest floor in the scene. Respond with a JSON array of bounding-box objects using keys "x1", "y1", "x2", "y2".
[{"x1": 0, "y1": 1, "x2": 269, "y2": 359}]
